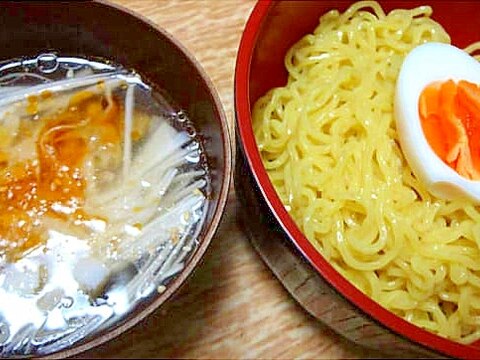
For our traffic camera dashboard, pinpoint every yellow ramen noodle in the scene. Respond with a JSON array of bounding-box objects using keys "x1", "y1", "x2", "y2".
[{"x1": 253, "y1": 0, "x2": 480, "y2": 343}]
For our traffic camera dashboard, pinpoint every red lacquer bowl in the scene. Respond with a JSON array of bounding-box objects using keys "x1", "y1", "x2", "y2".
[{"x1": 235, "y1": 1, "x2": 480, "y2": 358}]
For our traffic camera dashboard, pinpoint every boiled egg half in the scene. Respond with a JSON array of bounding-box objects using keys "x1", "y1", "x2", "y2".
[{"x1": 395, "y1": 42, "x2": 480, "y2": 202}]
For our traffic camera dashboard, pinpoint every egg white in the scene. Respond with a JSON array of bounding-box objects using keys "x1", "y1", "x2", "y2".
[{"x1": 395, "y1": 42, "x2": 480, "y2": 202}]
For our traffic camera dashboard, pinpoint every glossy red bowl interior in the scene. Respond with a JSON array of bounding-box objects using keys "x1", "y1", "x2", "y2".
[{"x1": 235, "y1": 1, "x2": 480, "y2": 358}]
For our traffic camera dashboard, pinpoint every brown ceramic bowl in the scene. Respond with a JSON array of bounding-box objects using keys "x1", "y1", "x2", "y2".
[
  {"x1": 235, "y1": 1, "x2": 480, "y2": 359},
  {"x1": 0, "y1": 0, "x2": 231, "y2": 358}
]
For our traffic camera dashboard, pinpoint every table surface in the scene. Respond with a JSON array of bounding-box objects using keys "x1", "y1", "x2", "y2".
[{"x1": 82, "y1": 1, "x2": 381, "y2": 358}]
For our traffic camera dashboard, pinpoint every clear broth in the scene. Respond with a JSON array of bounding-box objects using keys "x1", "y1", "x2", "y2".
[{"x1": 0, "y1": 53, "x2": 210, "y2": 356}]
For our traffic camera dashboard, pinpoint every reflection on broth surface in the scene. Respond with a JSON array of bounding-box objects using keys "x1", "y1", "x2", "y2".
[{"x1": 0, "y1": 54, "x2": 210, "y2": 356}]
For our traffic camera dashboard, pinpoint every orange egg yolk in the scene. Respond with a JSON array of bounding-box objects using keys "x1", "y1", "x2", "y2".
[
  {"x1": 0, "y1": 91, "x2": 123, "y2": 261},
  {"x1": 419, "y1": 79, "x2": 480, "y2": 180}
]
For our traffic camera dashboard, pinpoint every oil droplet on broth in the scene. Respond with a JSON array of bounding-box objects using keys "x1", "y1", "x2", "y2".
[{"x1": 0, "y1": 55, "x2": 210, "y2": 356}]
